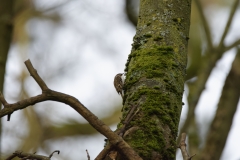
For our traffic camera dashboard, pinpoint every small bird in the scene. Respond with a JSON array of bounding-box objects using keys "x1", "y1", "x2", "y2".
[{"x1": 114, "y1": 73, "x2": 124, "y2": 98}]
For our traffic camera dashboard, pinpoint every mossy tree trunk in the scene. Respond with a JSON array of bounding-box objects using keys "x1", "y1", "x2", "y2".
[{"x1": 119, "y1": 0, "x2": 191, "y2": 159}]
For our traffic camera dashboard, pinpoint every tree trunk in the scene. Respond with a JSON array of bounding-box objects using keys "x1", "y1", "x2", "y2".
[{"x1": 119, "y1": 0, "x2": 191, "y2": 159}]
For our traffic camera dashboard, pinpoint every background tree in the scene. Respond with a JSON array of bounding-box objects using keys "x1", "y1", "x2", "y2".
[
  {"x1": 0, "y1": 0, "x2": 14, "y2": 156},
  {"x1": 1, "y1": 0, "x2": 240, "y2": 160}
]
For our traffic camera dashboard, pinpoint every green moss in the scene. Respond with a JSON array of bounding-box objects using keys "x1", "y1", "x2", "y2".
[
  {"x1": 143, "y1": 33, "x2": 152, "y2": 38},
  {"x1": 125, "y1": 115, "x2": 179, "y2": 159},
  {"x1": 166, "y1": 147, "x2": 176, "y2": 159},
  {"x1": 172, "y1": 62, "x2": 178, "y2": 68},
  {"x1": 125, "y1": 86, "x2": 180, "y2": 135},
  {"x1": 122, "y1": 45, "x2": 183, "y2": 159},
  {"x1": 125, "y1": 123, "x2": 165, "y2": 158},
  {"x1": 117, "y1": 122, "x2": 124, "y2": 129},
  {"x1": 153, "y1": 36, "x2": 163, "y2": 41},
  {"x1": 132, "y1": 42, "x2": 142, "y2": 50},
  {"x1": 147, "y1": 22, "x2": 151, "y2": 26},
  {"x1": 124, "y1": 46, "x2": 177, "y2": 90},
  {"x1": 172, "y1": 18, "x2": 182, "y2": 24},
  {"x1": 156, "y1": 46, "x2": 174, "y2": 52},
  {"x1": 153, "y1": 86, "x2": 160, "y2": 90},
  {"x1": 172, "y1": 18, "x2": 178, "y2": 22}
]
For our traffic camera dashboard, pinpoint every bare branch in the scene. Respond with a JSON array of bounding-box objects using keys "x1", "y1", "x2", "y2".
[
  {"x1": 198, "y1": 48, "x2": 240, "y2": 160},
  {"x1": 178, "y1": 133, "x2": 196, "y2": 160},
  {"x1": 179, "y1": 2, "x2": 240, "y2": 141},
  {"x1": 224, "y1": 39, "x2": 240, "y2": 52},
  {"x1": 6, "y1": 150, "x2": 52, "y2": 160},
  {"x1": 0, "y1": 59, "x2": 142, "y2": 160},
  {"x1": 194, "y1": 0, "x2": 213, "y2": 50},
  {"x1": 179, "y1": 0, "x2": 240, "y2": 141},
  {"x1": 25, "y1": 59, "x2": 49, "y2": 91},
  {"x1": 218, "y1": 0, "x2": 239, "y2": 48}
]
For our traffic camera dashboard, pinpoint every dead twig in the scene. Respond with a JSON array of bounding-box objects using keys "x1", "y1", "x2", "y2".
[
  {"x1": 86, "y1": 150, "x2": 90, "y2": 160},
  {"x1": 49, "y1": 150, "x2": 60, "y2": 158},
  {"x1": 178, "y1": 133, "x2": 196, "y2": 160}
]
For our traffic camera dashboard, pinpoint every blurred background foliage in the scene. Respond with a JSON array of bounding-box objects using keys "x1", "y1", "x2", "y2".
[{"x1": 0, "y1": 0, "x2": 240, "y2": 159}]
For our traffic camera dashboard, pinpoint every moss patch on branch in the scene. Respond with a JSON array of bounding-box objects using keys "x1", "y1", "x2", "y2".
[{"x1": 122, "y1": 45, "x2": 183, "y2": 159}]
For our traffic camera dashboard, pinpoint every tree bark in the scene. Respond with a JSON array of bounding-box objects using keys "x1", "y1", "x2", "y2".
[{"x1": 119, "y1": 0, "x2": 191, "y2": 159}]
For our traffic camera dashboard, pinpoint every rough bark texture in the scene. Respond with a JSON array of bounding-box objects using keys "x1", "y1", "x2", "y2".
[
  {"x1": 119, "y1": 0, "x2": 191, "y2": 159},
  {"x1": 198, "y1": 52, "x2": 240, "y2": 160},
  {"x1": 0, "y1": 0, "x2": 14, "y2": 157}
]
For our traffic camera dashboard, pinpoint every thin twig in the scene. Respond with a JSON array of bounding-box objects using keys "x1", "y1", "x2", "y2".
[
  {"x1": 95, "y1": 103, "x2": 139, "y2": 160},
  {"x1": 49, "y1": 150, "x2": 60, "y2": 158},
  {"x1": 118, "y1": 103, "x2": 139, "y2": 136},
  {"x1": 86, "y1": 150, "x2": 90, "y2": 160},
  {"x1": 24, "y1": 60, "x2": 49, "y2": 91},
  {"x1": 178, "y1": 133, "x2": 196, "y2": 160}
]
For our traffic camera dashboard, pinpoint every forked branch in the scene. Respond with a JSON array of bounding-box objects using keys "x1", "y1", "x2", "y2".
[{"x1": 0, "y1": 59, "x2": 142, "y2": 160}]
